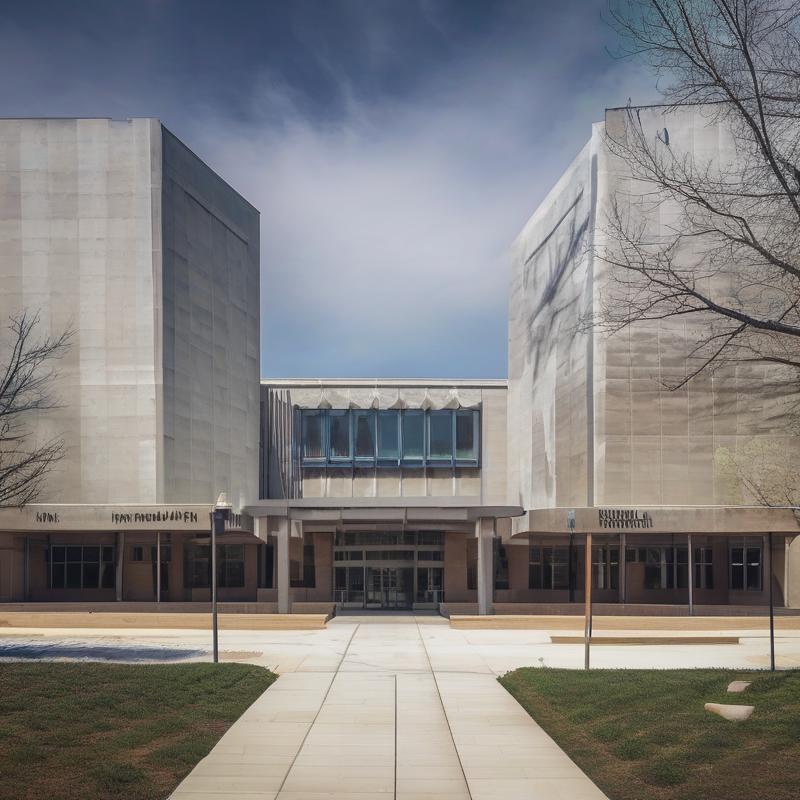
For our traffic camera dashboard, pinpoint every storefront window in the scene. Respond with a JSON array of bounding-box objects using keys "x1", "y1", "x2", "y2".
[
  {"x1": 694, "y1": 547, "x2": 713, "y2": 589},
  {"x1": 184, "y1": 544, "x2": 245, "y2": 589},
  {"x1": 730, "y1": 539, "x2": 762, "y2": 591},
  {"x1": 49, "y1": 545, "x2": 115, "y2": 590},
  {"x1": 529, "y1": 544, "x2": 568, "y2": 590}
]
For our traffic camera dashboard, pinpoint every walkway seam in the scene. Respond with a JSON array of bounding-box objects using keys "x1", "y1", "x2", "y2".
[
  {"x1": 415, "y1": 620, "x2": 474, "y2": 800},
  {"x1": 274, "y1": 623, "x2": 361, "y2": 799}
]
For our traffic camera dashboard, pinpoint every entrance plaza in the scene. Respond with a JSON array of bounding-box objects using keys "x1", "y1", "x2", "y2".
[{"x1": 2, "y1": 613, "x2": 799, "y2": 799}]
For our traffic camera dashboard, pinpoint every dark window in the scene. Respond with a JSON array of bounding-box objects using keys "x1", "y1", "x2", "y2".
[
  {"x1": 184, "y1": 544, "x2": 245, "y2": 589},
  {"x1": 417, "y1": 550, "x2": 443, "y2": 562},
  {"x1": 529, "y1": 545, "x2": 568, "y2": 590},
  {"x1": 494, "y1": 540, "x2": 509, "y2": 590},
  {"x1": 50, "y1": 544, "x2": 115, "y2": 590},
  {"x1": 258, "y1": 543, "x2": 274, "y2": 588},
  {"x1": 455, "y1": 410, "x2": 478, "y2": 463},
  {"x1": 303, "y1": 534, "x2": 316, "y2": 588},
  {"x1": 592, "y1": 546, "x2": 619, "y2": 590},
  {"x1": 730, "y1": 540, "x2": 762, "y2": 591},
  {"x1": 644, "y1": 546, "x2": 687, "y2": 590},
  {"x1": 694, "y1": 547, "x2": 713, "y2": 589},
  {"x1": 131, "y1": 545, "x2": 145, "y2": 562}
]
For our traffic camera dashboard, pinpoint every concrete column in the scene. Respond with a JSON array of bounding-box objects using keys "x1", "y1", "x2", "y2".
[
  {"x1": 619, "y1": 533, "x2": 626, "y2": 604},
  {"x1": 276, "y1": 517, "x2": 290, "y2": 614},
  {"x1": 476, "y1": 517, "x2": 495, "y2": 616}
]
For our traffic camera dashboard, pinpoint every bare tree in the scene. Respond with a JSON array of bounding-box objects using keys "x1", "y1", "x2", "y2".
[
  {"x1": 0, "y1": 311, "x2": 71, "y2": 506},
  {"x1": 596, "y1": 0, "x2": 800, "y2": 388}
]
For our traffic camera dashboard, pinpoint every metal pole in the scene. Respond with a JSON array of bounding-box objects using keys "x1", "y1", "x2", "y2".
[
  {"x1": 211, "y1": 512, "x2": 218, "y2": 664},
  {"x1": 584, "y1": 531, "x2": 592, "y2": 670},
  {"x1": 156, "y1": 531, "x2": 161, "y2": 605},
  {"x1": 687, "y1": 533, "x2": 693, "y2": 617},
  {"x1": 769, "y1": 532, "x2": 775, "y2": 672}
]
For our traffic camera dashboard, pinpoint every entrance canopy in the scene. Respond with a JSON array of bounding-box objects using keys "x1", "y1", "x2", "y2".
[{"x1": 245, "y1": 497, "x2": 523, "y2": 527}]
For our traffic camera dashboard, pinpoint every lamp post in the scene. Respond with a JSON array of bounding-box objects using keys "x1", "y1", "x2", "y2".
[{"x1": 211, "y1": 492, "x2": 232, "y2": 664}]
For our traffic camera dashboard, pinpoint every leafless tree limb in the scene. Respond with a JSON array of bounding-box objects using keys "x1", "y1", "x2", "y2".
[{"x1": 0, "y1": 311, "x2": 72, "y2": 507}]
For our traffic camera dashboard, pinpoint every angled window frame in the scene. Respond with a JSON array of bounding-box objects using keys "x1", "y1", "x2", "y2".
[
  {"x1": 401, "y1": 409, "x2": 425, "y2": 467},
  {"x1": 426, "y1": 409, "x2": 454, "y2": 467},
  {"x1": 300, "y1": 409, "x2": 327, "y2": 466},
  {"x1": 352, "y1": 409, "x2": 377, "y2": 466},
  {"x1": 377, "y1": 409, "x2": 401, "y2": 466},
  {"x1": 327, "y1": 409, "x2": 352, "y2": 464},
  {"x1": 454, "y1": 408, "x2": 480, "y2": 467}
]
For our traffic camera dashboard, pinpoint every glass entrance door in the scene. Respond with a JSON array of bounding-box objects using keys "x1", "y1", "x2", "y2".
[{"x1": 365, "y1": 567, "x2": 413, "y2": 609}]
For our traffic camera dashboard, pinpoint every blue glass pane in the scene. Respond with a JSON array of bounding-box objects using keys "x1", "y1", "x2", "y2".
[
  {"x1": 301, "y1": 412, "x2": 324, "y2": 460},
  {"x1": 378, "y1": 411, "x2": 399, "y2": 459},
  {"x1": 427, "y1": 413, "x2": 452, "y2": 461},
  {"x1": 329, "y1": 411, "x2": 351, "y2": 459},
  {"x1": 354, "y1": 412, "x2": 376, "y2": 459},
  {"x1": 455, "y1": 411, "x2": 476, "y2": 460},
  {"x1": 402, "y1": 412, "x2": 424, "y2": 460}
]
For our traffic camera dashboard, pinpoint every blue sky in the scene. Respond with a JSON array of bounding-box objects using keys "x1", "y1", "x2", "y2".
[{"x1": 0, "y1": 0, "x2": 656, "y2": 378}]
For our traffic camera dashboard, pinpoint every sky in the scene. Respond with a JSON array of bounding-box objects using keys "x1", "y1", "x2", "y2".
[{"x1": 0, "y1": 0, "x2": 657, "y2": 378}]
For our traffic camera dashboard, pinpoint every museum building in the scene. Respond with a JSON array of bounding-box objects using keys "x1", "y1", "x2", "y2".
[{"x1": 0, "y1": 113, "x2": 798, "y2": 614}]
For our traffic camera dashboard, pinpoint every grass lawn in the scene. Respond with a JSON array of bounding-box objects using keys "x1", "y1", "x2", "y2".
[
  {"x1": 500, "y1": 668, "x2": 800, "y2": 800},
  {"x1": 0, "y1": 662, "x2": 276, "y2": 800}
]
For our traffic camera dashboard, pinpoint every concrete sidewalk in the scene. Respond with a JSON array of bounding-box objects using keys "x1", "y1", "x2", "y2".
[{"x1": 170, "y1": 620, "x2": 607, "y2": 800}]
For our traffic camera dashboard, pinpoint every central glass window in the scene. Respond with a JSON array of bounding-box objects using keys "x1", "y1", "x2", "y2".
[
  {"x1": 402, "y1": 410, "x2": 425, "y2": 464},
  {"x1": 329, "y1": 410, "x2": 351, "y2": 461},
  {"x1": 378, "y1": 410, "x2": 400, "y2": 462},
  {"x1": 299, "y1": 408, "x2": 480, "y2": 467},
  {"x1": 353, "y1": 410, "x2": 376, "y2": 462},
  {"x1": 427, "y1": 412, "x2": 452, "y2": 463}
]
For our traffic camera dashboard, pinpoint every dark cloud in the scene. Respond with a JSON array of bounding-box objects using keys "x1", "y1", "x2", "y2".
[{"x1": 0, "y1": 0, "x2": 657, "y2": 377}]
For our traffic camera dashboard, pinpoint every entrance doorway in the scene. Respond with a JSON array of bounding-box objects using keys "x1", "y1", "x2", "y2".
[
  {"x1": 365, "y1": 567, "x2": 413, "y2": 609},
  {"x1": 333, "y1": 531, "x2": 445, "y2": 609}
]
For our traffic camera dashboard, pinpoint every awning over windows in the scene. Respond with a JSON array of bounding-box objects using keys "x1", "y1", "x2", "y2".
[{"x1": 289, "y1": 386, "x2": 482, "y2": 410}]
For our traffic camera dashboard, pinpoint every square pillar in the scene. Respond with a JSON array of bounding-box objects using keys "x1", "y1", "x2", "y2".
[
  {"x1": 476, "y1": 517, "x2": 495, "y2": 615},
  {"x1": 276, "y1": 517, "x2": 290, "y2": 614}
]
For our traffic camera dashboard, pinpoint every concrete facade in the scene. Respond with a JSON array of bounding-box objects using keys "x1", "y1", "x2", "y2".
[
  {"x1": 508, "y1": 106, "x2": 800, "y2": 513},
  {"x1": 507, "y1": 104, "x2": 800, "y2": 610},
  {"x1": 0, "y1": 118, "x2": 260, "y2": 507},
  {"x1": 0, "y1": 107, "x2": 798, "y2": 615}
]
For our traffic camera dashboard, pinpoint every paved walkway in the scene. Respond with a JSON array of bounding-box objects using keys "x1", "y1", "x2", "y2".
[{"x1": 170, "y1": 619, "x2": 607, "y2": 800}]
